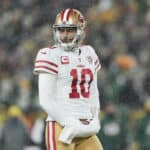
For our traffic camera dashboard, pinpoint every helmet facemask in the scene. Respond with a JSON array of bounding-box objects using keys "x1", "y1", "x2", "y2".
[
  {"x1": 53, "y1": 26, "x2": 84, "y2": 51},
  {"x1": 53, "y1": 9, "x2": 86, "y2": 51}
]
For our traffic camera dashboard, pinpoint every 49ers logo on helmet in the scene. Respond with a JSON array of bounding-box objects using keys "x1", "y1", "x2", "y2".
[{"x1": 78, "y1": 14, "x2": 84, "y2": 23}]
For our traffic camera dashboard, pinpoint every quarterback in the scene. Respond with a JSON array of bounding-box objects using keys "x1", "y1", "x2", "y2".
[{"x1": 34, "y1": 8, "x2": 103, "y2": 150}]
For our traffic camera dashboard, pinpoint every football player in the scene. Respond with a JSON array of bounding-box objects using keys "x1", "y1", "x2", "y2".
[{"x1": 34, "y1": 8, "x2": 103, "y2": 150}]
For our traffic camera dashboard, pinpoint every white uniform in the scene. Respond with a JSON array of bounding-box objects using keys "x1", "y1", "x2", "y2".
[{"x1": 34, "y1": 45, "x2": 101, "y2": 122}]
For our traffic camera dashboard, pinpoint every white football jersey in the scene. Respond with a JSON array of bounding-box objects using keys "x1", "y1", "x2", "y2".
[{"x1": 34, "y1": 45, "x2": 101, "y2": 121}]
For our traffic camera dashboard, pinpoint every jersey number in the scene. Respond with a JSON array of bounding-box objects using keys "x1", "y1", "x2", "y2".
[{"x1": 69, "y1": 69, "x2": 93, "y2": 98}]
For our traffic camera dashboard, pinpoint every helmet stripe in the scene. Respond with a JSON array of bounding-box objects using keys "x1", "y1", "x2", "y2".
[
  {"x1": 66, "y1": 9, "x2": 72, "y2": 21},
  {"x1": 61, "y1": 9, "x2": 65, "y2": 21},
  {"x1": 62, "y1": 9, "x2": 70, "y2": 22}
]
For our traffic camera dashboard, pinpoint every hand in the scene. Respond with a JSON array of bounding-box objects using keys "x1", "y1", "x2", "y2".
[
  {"x1": 59, "y1": 118, "x2": 100, "y2": 144},
  {"x1": 59, "y1": 126, "x2": 76, "y2": 144},
  {"x1": 59, "y1": 118, "x2": 82, "y2": 144},
  {"x1": 77, "y1": 118, "x2": 100, "y2": 137}
]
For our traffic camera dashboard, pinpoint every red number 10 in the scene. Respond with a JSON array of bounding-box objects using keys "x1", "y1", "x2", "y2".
[{"x1": 69, "y1": 68, "x2": 93, "y2": 98}]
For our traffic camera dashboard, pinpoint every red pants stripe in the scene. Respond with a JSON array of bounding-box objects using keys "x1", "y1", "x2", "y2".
[{"x1": 46, "y1": 121, "x2": 56, "y2": 150}]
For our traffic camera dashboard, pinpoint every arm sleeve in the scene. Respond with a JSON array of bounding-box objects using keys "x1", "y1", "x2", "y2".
[
  {"x1": 90, "y1": 73, "x2": 100, "y2": 120},
  {"x1": 87, "y1": 46, "x2": 101, "y2": 133},
  {"x1": 87, "y1": 45, "x2": 101, "y2": 73},
  {"x1": 86, "y1": 72, "x2": 101, "y2": 136},
  {"x1": 87, "y1": 45, "x2": 101, "y2": 120},
  {"x1": 38, "y1": 73, "x2": 66, "y2": 126}
]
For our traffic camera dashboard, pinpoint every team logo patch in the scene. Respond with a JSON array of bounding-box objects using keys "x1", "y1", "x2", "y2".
[
  {"x1": 87, "y1": 56, "x2": 93, "y2": 64},
  {"x1": 61, "y1": 56, "x2": 69, "y2": 64}
]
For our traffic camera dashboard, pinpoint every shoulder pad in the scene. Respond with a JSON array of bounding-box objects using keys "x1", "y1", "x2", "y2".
[
  {"x1": 81, "y1": 45, "x2": 101, "y2": 72},
  {"x1": 33, "y1": 47, "x2": 59, "y2": 75}
]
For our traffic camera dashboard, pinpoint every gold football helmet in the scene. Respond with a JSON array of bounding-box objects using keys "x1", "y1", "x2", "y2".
[{"x1": 53, "y1": 8, "x2": 86, "y2": 51}]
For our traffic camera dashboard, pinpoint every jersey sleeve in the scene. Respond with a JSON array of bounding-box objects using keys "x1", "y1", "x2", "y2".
[
  {"x1": 94, "y1": 56, "x2": 101, "y2": 73},
  {"x1": 33, "y1": 48, "x2": 58, "y2": 75},
  {"x1": 88, "y1": 45, "x2": 101, "y2": 73}
]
